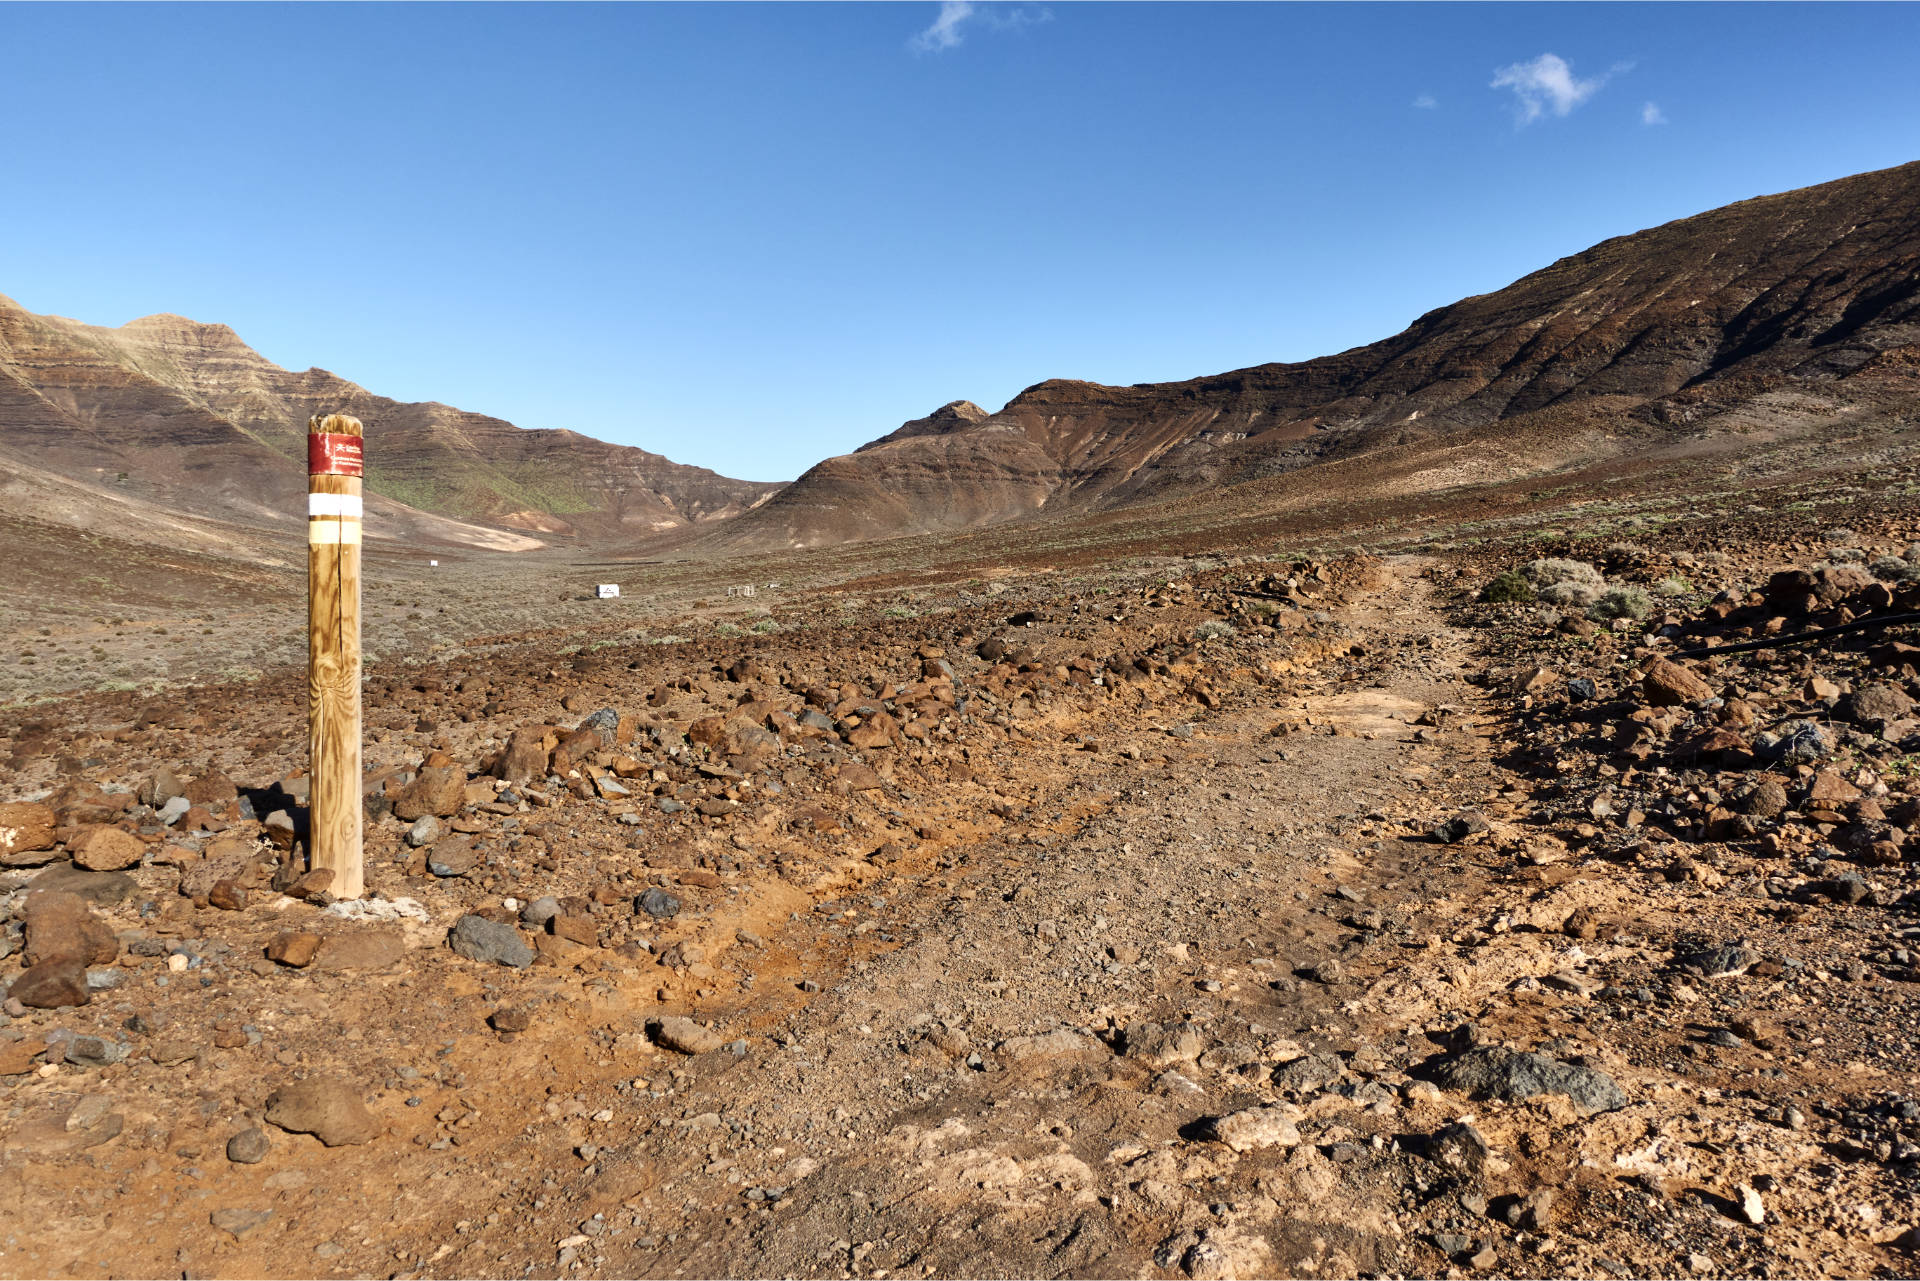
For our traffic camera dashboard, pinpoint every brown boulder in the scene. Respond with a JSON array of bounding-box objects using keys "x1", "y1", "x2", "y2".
[
  {"x1": 687, "y1": 716, "x2": 727, "y2": 748},
  {"x1": 1807, "y1": 770, "x2": 1863, "y2": 805},
  {"x1": 1814, "y1": 563, "x2": 1875, "y2": 604},
  {"x1": 550, "y1": 728, "x2": 605, "y2": 774},
  {"x1": 138, "y1": 768, "x2": 186, "y2": 807},
  {"x1": 1846, "y1": 683, "x2": 1914, "y2": 726},
  {"x1": 533, "y1": 932, "x2": 588, "y2": 965},
  {"x1": 846, "y1": 711, "x2": 902, "y2": 750},
  {"x1": 23, "y1": 890, "x2": 118, "y2": 966},
  {"x1": 725, "y1": 726, "x2": 781, "y2": 760},
  {"x1": 1677, "y1": 727, "x2": 1753, "y2": 765},
  {"x1": 1743, "y1": 780, "x2": 1791, "y2": 819},
  {"x1": 488, "y1": 1007, "x2": 531, "y2": 1033},
  {"x1": 652, "y1": 1016, "x2": 726, "y2": 1055},
  {"x1": 69, "y1": 825, "x2": 144, "y2": 872},
  {"x1": 289, "y1": 869, "x2": 334, "y2": 901},
  {"x1": 0, "y1": 1038, "x2": 47, "y2": 1075},
  {"x1": 839, "y1": 763, "x2": 885, "y2": 791},
  {"x1": 264, "y1": 1078, "x2": 380, "y2": 1146},
  {"x1": 52, "y1": 785, "x2": 135, "y2": 826},
  {"x1": 265, "y1": 932, "x2": 324, "y2": 968},
  {"x1": 392, "y1": 766, "x2": 466, "y2": 820},
  {"x1": 183, "y1": 772, "x2": 239, "y2": 809},
  {"x1": 1642, "y1": 659, "x2": 1714, "y2": 707},
  {"x1": 0, "y1": 802, "x2": 58, "y2": 867},
  {"x1": 9, "y1": 957, "x2": 89, "y2": 1009},
  {"x1": 493, "y1": 726, "x2": 555, "y2": 785},
  {"x1": 1765, "y1": 568, "x2": 1816, "y2": 606}
]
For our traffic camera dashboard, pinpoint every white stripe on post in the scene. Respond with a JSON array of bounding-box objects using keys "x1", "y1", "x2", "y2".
[{"x1": 308, "y1": 493, "x2": 364, "y2": 517}]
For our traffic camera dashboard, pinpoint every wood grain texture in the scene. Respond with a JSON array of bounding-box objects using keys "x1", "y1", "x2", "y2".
[{"x1": 308, "y1": 413, "x2": 364, "y2": 899}]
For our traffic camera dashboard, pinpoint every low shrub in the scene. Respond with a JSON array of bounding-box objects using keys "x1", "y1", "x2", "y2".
[
  {"x1": 1870, "y1": 555, "x2": 1908, "y2": 582},
  {"x1": 1588, "y1": 584, "x2": 1652, "y2": 620},
  {"x1": 1480, "y1": 570, "x2": 1535, "y2": 604},
  {"x1": 1522, "y1": 558, "x2": 1603, "y2": 589},
  {"x1": 1539, "y1": 580, "x2": 1602, "y2": 606}
]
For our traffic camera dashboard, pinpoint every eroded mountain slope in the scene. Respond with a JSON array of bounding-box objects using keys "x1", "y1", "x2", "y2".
[{"x1": 721, "y1": 159, "x2": 1920, "y2": 549}]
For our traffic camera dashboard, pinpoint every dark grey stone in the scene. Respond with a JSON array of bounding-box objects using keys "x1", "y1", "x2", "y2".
[
  {"x1": 1430, "y1": 811, "x2": 1491, "y2": 844},
  {"x1": 1760, "y1": 720, "x2": 1832, "y2": 764},
  {"x1": 1672, "y1": 944, "x2": 1762, "y2": 978},
  {"x1": 1806, "y1": 873, "x2": 1873, "y2": 905},
  {"x1": 226, "y1": 1126, "x2": 270, "y2": 1164},
  {"x1": 1271, "y1": 1053, "x2": 1346, "y2": 1093},
  {"x1": 447, "y1": 915, "x2": 532, "y2": 968},
  {"x1": 27, "y1": 864, "x2": 138, "y2": 907},
  {"x1": 1436, "y1": 1046, "x2": 1627, "y2": 1115},
  {"x1": 636, "y1": 888, "x2": 682, "y2": 919}
]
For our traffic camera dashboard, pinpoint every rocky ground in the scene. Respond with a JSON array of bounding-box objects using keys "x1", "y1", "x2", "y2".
[{"x1": 5, "y1": 463, "x2": 1920, "y2": 1279}]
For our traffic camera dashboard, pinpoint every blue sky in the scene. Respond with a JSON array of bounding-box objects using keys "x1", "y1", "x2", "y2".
[{"x1": 2, "y1": 3, "x2": 1916, "y2": 482}]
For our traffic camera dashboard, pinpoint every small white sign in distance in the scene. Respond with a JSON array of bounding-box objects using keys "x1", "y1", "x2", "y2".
[{"x1": 597, "y1": 584, "x2": 620, "y2": 599}]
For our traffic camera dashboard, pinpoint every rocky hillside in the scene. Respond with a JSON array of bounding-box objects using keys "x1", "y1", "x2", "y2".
[
  {"x1": 718, "y1": 159, "x2": 1920, "y2": 549},
  {"x1": 0, "y1": 298, "x2": 782, "y2": 539}
]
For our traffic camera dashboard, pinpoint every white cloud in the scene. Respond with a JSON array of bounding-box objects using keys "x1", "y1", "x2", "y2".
[
  {"x1": 1412, "y1": 94, "x2": 1437, "y2": 110},
  {"x1": 1490, "y1": 52, "x2": 1605, "y2": 125},
  {"x1": 1641, "y1": 101, "x2": 1667, "y2": 125},
  {"x1": 911, "y1": 1, "x2": 974, "y2": 52},
  {"x1": 910, "y1": 1, "x2": 1049, "y2": 53}
]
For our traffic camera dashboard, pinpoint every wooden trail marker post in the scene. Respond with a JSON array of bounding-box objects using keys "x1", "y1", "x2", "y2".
[{"x1": 308, "y1": 413, "x2": 364, "y2": 898}]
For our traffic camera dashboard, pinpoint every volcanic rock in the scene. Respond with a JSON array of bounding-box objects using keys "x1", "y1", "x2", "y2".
[
  {"x1": 68, "y1": 825, "x2": 143, "y2": 872},
  {"x1": 392, "y1": 766, "x2": 465, "y2": 821},
  {"x1": 448, "y1": 914, "x2": 533, "y2": 968},
  {"x1": 226, "y1": 1127, "x2": 271, "y2": 1164},
  {"x1": 265, "y1": 932, "x2": 324, "y2": 968},
  {"x1": 1425, "y1": 1121, "x2": 1493, "y2": 1176},
  {"x1": 264, "y1": 1079, "x2": 380, "y2": 1146},
  {"x1": 1846, "y1": 683, "x2": 1913, "y2": 726},
  {"x1": 0, "y1": 801, "x2": 57, "y2": 866},
  {"x1": 1431, "y1": 812, "x2": 1491, "y2": 844},
  {"x1": 652, "y1": 1016, "x2": 726, "y2": 1055},
  {"x1": 494, "y1": 727, "x2": 555, "y2": 785},
  {"x1": 23, "y1": 890, "x2": 118, "y2": 967},
  {"x1": 1436, "y1": 1046, "x2": 1627, "y2": 1115},
  {"x1": 8, "y1": 957, "x2": 89, "y2": 1009},
  {"x1": 1643, "y1": 660, "x2": 1714, "y2": 707}
]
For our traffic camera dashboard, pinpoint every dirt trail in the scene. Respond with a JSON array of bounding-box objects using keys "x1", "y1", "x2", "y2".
[{"x1": 478, "y1": 557, "x2": 1506, "y2": 1280}]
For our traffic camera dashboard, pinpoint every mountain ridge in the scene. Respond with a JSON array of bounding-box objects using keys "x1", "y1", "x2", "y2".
[
  {"x1": 0, "y1": 296, "x2": 783, "y2": 543},
  {"x1": 706, "y1": 159, "x2": 1920, "y2": 550}
]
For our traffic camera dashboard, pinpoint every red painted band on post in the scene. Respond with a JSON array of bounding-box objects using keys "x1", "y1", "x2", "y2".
[{"x1": 308, "y1": 433, "x2": 364, "y2": 477}]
